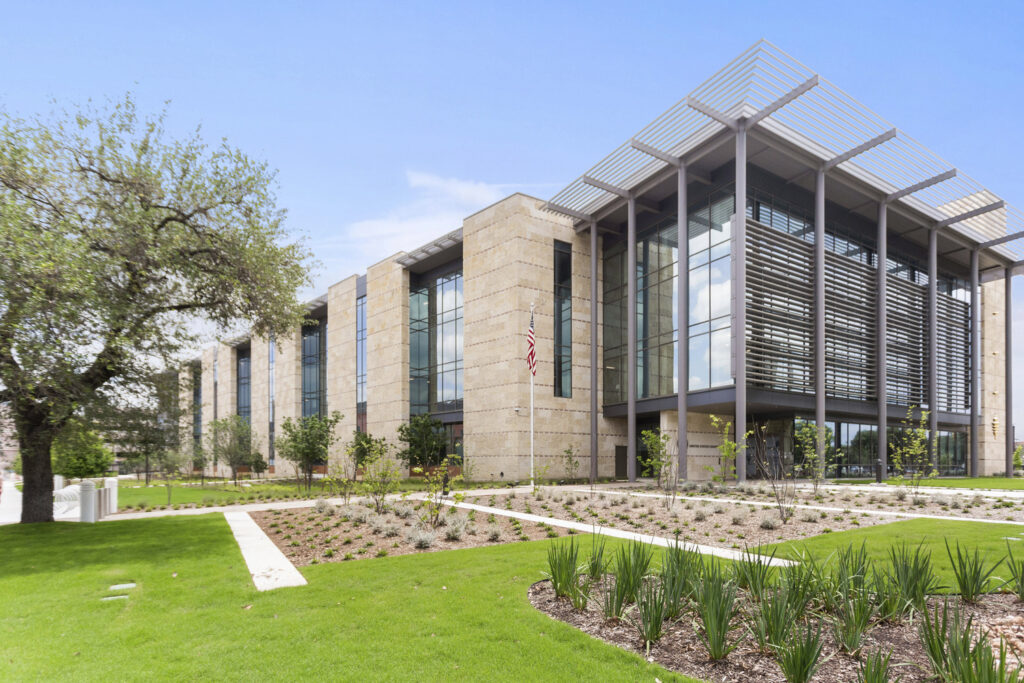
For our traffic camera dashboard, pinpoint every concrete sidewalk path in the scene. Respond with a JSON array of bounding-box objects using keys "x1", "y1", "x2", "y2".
[
  {"x1": 442, "y1": 498, "x2": 794, "y2": 566},
  {"x1": 223, "y1": 511, "x2": 307, "y2": 591}
]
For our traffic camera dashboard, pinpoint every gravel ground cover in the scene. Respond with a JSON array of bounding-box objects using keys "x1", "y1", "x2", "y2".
[
  {"x1": 251, "y1": 500, "x2": 571, "y2": 566},
  {"x1": 461, "y1": 488, "x2": 897, "y2": 550}
]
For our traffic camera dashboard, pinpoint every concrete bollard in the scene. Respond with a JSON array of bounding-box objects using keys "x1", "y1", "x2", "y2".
[
  {"x1": 80, "y1": 480, "x2": 96, "y2": 523},
  {"x1": 54, "y1": 475, "x2": 65, "y2": 491},
  {"x1": 104, "y1": 478, "x2": 118, "y2": 514}
]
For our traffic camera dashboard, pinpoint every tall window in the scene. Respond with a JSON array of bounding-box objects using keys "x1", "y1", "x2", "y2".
[
  {"x1": 602, "y1": 216, "x2": 683, "y2": 403},
  {"x1": 268, "y1": 336, "x2": 276, "y2": 466},
  {"x1": 236, "y1": 348, "x2": 251, "y2": 422},
  {"x1": 687, "y1": 189, "x2": 733, "y2": 391},
  {"x1": 410, "y1": 268, "x2": 463, "y2": 415},
  {"x1": 356, "y1": 295, "x2": 367, "y2": 432},
  {"x1": 301, "y1": 319, "x2": 327, "y2": 417},
  {"x1": 553, "y1": 240, "x2": 572, "y2": 397},
  {"x1": 191, "y1": 365, "x2": 202, "y2": 456}
]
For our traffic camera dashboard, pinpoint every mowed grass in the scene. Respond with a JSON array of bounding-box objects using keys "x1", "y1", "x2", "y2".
[
  {"x1": 0, "y1": 515, "x2": 694, "y2": 682},
  {"x1": 840, "y1": 477, "x2": 1024, "y2": 490},
  {"x1": 115, "y1": 481, "x2": 311, "y2": 507},
  {"x1": 765, "y1": 518, "x2": 1023, "y2": 591}
]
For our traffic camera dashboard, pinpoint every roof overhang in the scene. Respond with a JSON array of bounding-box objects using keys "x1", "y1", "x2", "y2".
[
  {"x1": 545, "y1": 40, "x2": 1024, "y2": 268},
  {"x1": 395, "y1": 228, "x2": 463, "y2": 273}
]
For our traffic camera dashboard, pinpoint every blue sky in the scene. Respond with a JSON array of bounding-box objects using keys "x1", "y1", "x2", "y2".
[{"x1": 1, "y1": 0, "x2": 1021, "y2": 435}]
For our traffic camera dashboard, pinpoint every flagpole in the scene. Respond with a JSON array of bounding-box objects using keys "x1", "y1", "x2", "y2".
[{"x1": 530, "y1": 302, "x2": 535, "y2": 490}]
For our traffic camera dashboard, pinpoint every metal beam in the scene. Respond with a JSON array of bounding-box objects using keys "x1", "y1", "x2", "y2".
[
  {"x1": 590, "y1": 221, "x2": 599, "y2": 485},
  {"x1": 734, "y1": 124, "x2": 747, "y2": 482},
  {"x1": 927, "y1": 227, "x2": 939, "y2": 468},
  {"x1": 543, "y1": 201, "x2": 594, "y2": 224},
  {"x1": 814, "y1": 168, "x2": 826, "y2": 469},
  {"x1": 630, "y1": 139, "x2": 681, "y2": 167},
  {"x1": 823, "y1": 129, "x2": 897, "y2": 171},
  {"x1": 970, "y1": 249, "x2": 980, "y2": 476},
  {"x1": 677, "y1": 166, "x2": 688, "y2": 481},
  {"x1": 877, "y1": 202, "x2": 888, "y2": 481},
  {"x1": 626, "y1": 196, "x2": 637, "y2": 482},
  {"x1": 747, "y1": 75, "x2": 820, "y2": 127},
  {"x1": 582, "y1": 175, "x2": 630, "y2": 199},
  {"x1": 1007, "y1": 268, "x2": 1015, "y2": 477},
  {"x1": 934, "y1": 200, "x2": 1005, "y2": 229},
  {"x1": 979, "y1": 228, "x2": 1024, "y2": 250},
  {"x1": 686, "y1": 97, "x2": 739, "y2": 130},
  {"x1": 885, "y1": 169, "x2": 957, "y2": 203}
]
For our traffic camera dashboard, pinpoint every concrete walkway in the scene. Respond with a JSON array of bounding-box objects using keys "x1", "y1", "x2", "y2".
[
  {"x1": 223, "y1": 511, "x2": 307, "y2": 591},
  {"x1": 442, "y1": 498, "x2": 794, "y2": 566},
  {"x1": 0, "y1": 475, "x2": 22, "y2": 525}
]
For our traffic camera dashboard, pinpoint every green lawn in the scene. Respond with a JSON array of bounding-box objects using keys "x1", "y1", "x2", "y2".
[
  {"x1": 114, "y1": 480, "x2": 313, "y2": 508},
  {"x1": 765, "y1": 518, "x2": 1023, "y2": 589},
  {"x1": 0, "y1": 515, "x2": 694, "y2": 682},
  {"x1": 839, "y1": 477, "x2": 1024, "y2": 490}
]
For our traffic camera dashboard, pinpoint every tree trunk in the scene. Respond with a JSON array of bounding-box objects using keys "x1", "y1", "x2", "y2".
[{"x1": 19, "y1": 424, "x2": 56, "y2": 523}]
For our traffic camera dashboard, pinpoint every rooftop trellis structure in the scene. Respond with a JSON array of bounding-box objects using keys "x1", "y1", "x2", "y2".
[
  {"x1": 546, "y1": 40, "x2": 1023, "y2": 268},
  {"x1": 547, "y1": 40, "x2": 1021, "y2": 482}
]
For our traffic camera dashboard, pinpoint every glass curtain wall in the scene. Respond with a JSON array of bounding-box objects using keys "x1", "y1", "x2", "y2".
[
  {"x1": 236, "y1": 349, "x2": 251, "y2": 422},
  {"x1": 602, "y1": 188, "x2": 734, "y2": 405},
  {"x1": 410, "y1": 268, "x2": 463, "y2": 415},
  {"x1": 553, "y1": 240, "x2": 572, "y2": 398},
  {"x1": 688, "y1": 190, "x2": 733, "y2": 391},
  {"x1": 301, "y1": 320, "x2": 327, "y2": 418},
  {"x1": 356, "y1": 295, "x2": 367, "y2": 431}
]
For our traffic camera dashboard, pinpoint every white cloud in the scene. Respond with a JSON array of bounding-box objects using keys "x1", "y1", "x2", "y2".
[{"x1": 309, "y1": 170, "x2": 514, "y2": 293}]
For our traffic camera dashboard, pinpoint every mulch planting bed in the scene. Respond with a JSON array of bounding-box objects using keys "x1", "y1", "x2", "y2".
[
  {"x1": 531, "y1": 581, "x2": 1024, "y2": 682},
  {"x1": 628, "y1": 482, "x2": 1024, "y2": 525},
  {"x1": 251, "y1": 502, "x2": 565, "y2": 567},
  {"x1": 462, "y1": 488, "x2": 896, "y2": 550}
]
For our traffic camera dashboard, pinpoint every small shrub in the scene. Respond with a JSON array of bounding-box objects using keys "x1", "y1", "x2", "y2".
[
  {"x1": 487, "y1": 525, "x2": 501, "y2": 542},
  {"x1": 695, "y1": 561, "x2": 741, "y2": 661},
  {"x1": 694, "y1": 510, "x2": 707, "y2": 522},
  {"x1": 313, "y1": 499, "x2": 334, "y2": 515},
  {"x1": 731, "y1": 513, "x2": 744, "y2": 526},
  {"x1": 407, "y1": 528, "x2": 436, "y2": 550},
  {"x1": 380, "y1": 523, "x2": 400, "y2": 538},
  {"x1": 629, "y1": 579, "x2": 666, "y2": 656},
  {"x1": 832, "y1": 591, "x2": 877, "y2": 655},
  {"x1": 1005, "y1": 541, "x2": 1024, "y2": 600},
  {"x1": 776, "y1": 622, "x2": 824, "y2": 683},
  {"x1": 545, "y1": 538, "x2": 581, "y2": 599},
  {"x1": 375, "y1": 549, "x2": 388, "y2": 558},
  {"x1": 759, "y1": 516, "x2": 778, "y2": 530},
  {"x1": 445, "y1": 516, "x2": 468, "y2": 541},
  {"x1": 946, "y1": 540, "x2": 1001, "y2": 603},
  {"x1": 857, "y1": 649, "x2": 895, "y2": 683},
  {"x1": 586, "y1": 535, "x2": 606, "y2": 581},
  {"x1": 749, "y1": 584, "x2": 797, "y2": 653},
  {"x1": 733, "y1": 547, "x2": 776, "y2": 601},
  {"x1": 613, "y1": 540, "x2": 654, "y2": 604}
]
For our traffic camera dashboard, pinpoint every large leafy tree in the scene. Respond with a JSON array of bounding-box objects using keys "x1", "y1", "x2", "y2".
[
  {"x1": 397, "y1": 414, "x2": 447, "y2": 470},
  {"x1": 0, "y1": 96, "x2": 310, "y2": 522}
]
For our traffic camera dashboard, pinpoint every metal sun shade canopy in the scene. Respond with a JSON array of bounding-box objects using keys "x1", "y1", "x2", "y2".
[{"x1": 544, "y1": 40, "x2": 1024, "y2": 265}]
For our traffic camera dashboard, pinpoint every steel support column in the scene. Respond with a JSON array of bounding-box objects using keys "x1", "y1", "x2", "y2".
[
  {"x1": 590, "y1": 221, "x2": 599, "y2": 484},
  {"x1": 627, "y1": 197, "x2": 637, "y2": 482},
  {"x1": 928, "y1": 227, "x2": 939, "y2": 466},
  {"x1": 1007, "y1": 269, "x2": 1015, "y2": 476},
  {"x1": 814, "y1": 169, "x2": 827, "y2": 465},
  {"x1": 970, "y1": 249, "x2": 981, "y2": 476},
  {"x1": 677, "y1": 167, "x2": 688, "y2": 481},
  {"x1": 877, "y1": 202, "x2": 888, "y2": 481},
  {"x1": 734, "y1": 124, "x2": 747, "y2": 482}
]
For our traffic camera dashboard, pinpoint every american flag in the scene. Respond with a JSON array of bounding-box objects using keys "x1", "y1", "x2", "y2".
[{"x1": 526, "y1": 310, "x2": 537, "y2": 376}]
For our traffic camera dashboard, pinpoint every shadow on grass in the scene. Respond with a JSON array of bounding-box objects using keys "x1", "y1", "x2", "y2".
[{"x1": 0, "y1": 514, "x2": 237, "y2": 580}]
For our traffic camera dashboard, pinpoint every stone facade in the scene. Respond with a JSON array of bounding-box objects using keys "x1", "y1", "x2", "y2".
[
  {"x1": 979, "y1": 279, "x2": 1009, "y2": 475},
  {"x1": 365, "y1": 256, "x2": 409, "y2": 449},
  {"x1": 462, "y1": 193, "x2": 624, "y2": 483},
  {"x1": 326, "y1": 275, "x2": 359, "y2": 463},
  {"x1": 182, "y1": 191, "x2": 1013, "y2": 483}
]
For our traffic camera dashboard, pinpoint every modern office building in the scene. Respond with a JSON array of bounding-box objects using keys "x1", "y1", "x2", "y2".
[{"x1": 181, "y1": 42, "x2": 1021, "y2": 482}]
